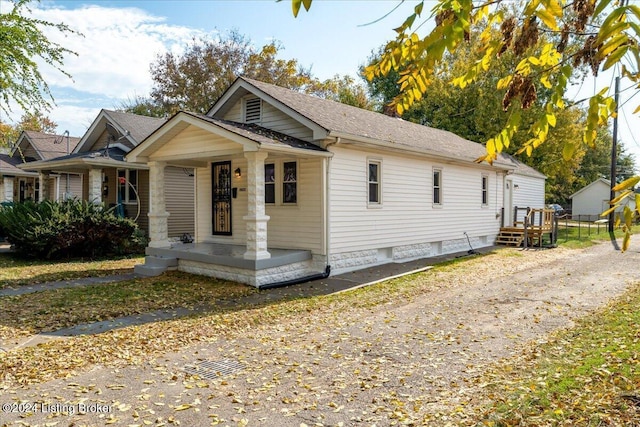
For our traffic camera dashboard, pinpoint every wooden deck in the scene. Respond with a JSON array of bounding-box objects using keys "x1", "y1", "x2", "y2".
[{"x1": 497, "y1": 208, "x2": 557, "y2": 248}]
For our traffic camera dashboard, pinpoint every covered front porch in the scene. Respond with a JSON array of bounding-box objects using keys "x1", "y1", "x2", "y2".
[
  {"x1": 127, "y1": 112, "x2": 331, "y2": 287},
  {"x1": 138, "y1": 242, "x2": 322, "y2": 288}
]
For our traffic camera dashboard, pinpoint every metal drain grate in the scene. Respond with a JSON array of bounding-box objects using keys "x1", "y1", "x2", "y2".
[{"x1": 184, "y1": 359, "x2": 244, "y2": 380}]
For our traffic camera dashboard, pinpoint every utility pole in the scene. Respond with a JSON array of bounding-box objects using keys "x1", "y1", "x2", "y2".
[{"x1": 608, "y1": 75, "x2": 620, "y2": 233}]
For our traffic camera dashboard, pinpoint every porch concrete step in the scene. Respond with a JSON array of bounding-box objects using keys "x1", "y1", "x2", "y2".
[
  {"x1": 134, "y1": 264, "x2": 167, "y2": 277},
  {"x1": 143, "y1": 255, "x2": 178, "y2": 268},
  {"x1": 133, "y1": 256, "x2": 178, "y2": 277}
]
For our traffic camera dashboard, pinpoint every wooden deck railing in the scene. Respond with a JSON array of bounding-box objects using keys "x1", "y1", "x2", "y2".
[{"x1": 498, "y1": 207, "x2": 559, "y2": 248}]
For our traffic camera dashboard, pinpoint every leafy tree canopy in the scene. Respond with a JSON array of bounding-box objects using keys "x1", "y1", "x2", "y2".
[
  {"x1": 289, "y1": 0, "x2": 639, "y2": 165},
  {"x1": 0, "y1": 0, "x2": 78, "y2": 115},
  {"x1": 290, "y1": 0, "x2": 640, "y2": 250},
  {"x1": 363, "y1": 33, "x2": 634, "y2": 205},
  {"x1": 145, "y1": 30, "x2": 319, "y2": 115},
  {"x1": 0, "y1": 111, "x2": 57, "y2": 147},
  {"x1": 123, "y1": 29, "x2": 373, "y2": 117}
]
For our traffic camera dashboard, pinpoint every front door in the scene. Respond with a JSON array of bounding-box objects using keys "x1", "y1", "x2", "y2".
[
  {"x1": 504, "y1": 178, "x2": 513, "y2": 227},
  {"x1": 18, "y1": 179, "x2": 26, "y2": 202},
  {"x1": 212, "y1": 161, "x2": 232, "y2": 235}
]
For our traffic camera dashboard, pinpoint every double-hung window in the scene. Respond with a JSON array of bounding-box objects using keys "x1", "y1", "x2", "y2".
[
  {"x1": 481, "y1": 174, "x2": 489, "y2": 206},
  {"x1": 368, "y1": 160, "x2": 381, "y2": 204},
  {"x1": 433, "y1": 168, "x2": 442, "y2": 205},
  {"x1": 117, "y1": 169, "x2": 138, "y2": 203},
  {"x1": 283, "y1": 161, "x2": 297, "y2": 204},
  {"x1": 264, "y1": 161, "x2": 297, "y2": 204},
  {"x1": 264, "y1": 163, "x2": 275, "y2": 204}
]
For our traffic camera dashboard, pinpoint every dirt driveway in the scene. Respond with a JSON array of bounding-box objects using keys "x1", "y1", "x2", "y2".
[{"x1": 1, "y1": 242, "x2": 639, "y2": 426}]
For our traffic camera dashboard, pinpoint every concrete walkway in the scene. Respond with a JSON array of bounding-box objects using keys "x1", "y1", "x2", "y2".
[
  {"x1": 0, "y1": 247, "x2": 491, "y2": 351},
  {"x1": 0, "y1": 273, "x2": 137, "y2": 297}
]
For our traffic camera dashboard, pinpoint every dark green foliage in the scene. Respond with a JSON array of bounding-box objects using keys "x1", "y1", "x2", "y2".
[{"x1": 0, "y1": 199, "x2": 142, "y2": 259}]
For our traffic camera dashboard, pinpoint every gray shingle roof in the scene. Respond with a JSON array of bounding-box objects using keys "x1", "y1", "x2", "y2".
[
  {"x1": 0, "y1": 153, "x2": 33, "y2": 176},
  {"x1": 21, "y1": 131, "x2": 81, "y2": 160},
  {"x1": 185, "y1": 113, "x2": 327, "y2": 152},
  {"x1": 238, "y1": 77, "x2": 494, "y2": 163},
  {"x1": 499, "y1": 153, "x2": 546, "y2": 179},
  {"x1": 102, "y1": 110, "x2": 166, "y2": 144},
  {"x1": 44, "y1": 147, "x2": 127, "y2": 163}
]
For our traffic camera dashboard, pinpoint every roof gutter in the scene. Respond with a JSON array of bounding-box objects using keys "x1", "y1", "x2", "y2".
[
  {"x1": 259, "y1": 144, "x2": 333, "y2": 158},
  {"x1": 327, "y1": 131, "x2": 513, "y2": 171}
]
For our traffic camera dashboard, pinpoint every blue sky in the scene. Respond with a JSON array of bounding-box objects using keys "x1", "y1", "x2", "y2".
[
  {"x1": 1, "y1": 0, "x2": 639, "y2": 168},
  {"x1": 2, "y1": 0, "x2": 417, "y2": 137}
]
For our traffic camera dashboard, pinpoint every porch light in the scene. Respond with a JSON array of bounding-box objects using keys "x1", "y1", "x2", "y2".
[{"x1": 235, "y1": 168, "x2": 242, "y2": 178}]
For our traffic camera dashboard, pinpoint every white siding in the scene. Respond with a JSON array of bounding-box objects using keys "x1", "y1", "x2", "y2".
[
  {"x1": 165, "y1": 166, "x2": 195, "y2": 237},
  {"x1": 571, "y1": 181, "x2": 612, "y2": 219},
  {"x1": 222, "y1": 97, "x2": 314, "y2": 141},
  {"x1": 58, "y1": 174, "x2": 83, "y2": 200},
  {"x1": 195, "y1": 156, "x2": 323, "y2": 254},
  {"x1": 328, "y1": 145, "x2": 501, "y2": 256},
  {"x1": 47, "y1": 177, "x2": 57, "y2": 200},
  {"x1": 266, "y1": 158, "x2": 323, "y2": 253},
  {"x1": 512, "y1": 174, "x2": 545, "y2": 210}
]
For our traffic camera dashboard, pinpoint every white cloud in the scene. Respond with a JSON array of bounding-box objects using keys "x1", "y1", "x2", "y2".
[
  {"x1": 0, "y1": 0, "x2": 211, "y2": 135},
  {"x1": 29, "y1": 2, "x2": 206, "y2": 99}
]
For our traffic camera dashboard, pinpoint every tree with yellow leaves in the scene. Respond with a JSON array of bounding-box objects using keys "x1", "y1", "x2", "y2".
[{"x1": 287, "y1": 0, "x2": 640, "y2": 250}]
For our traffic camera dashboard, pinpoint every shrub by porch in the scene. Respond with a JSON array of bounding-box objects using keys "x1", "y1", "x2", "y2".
[{"x1": 0, "y1": 199, "x2": 146, "y2": 259}]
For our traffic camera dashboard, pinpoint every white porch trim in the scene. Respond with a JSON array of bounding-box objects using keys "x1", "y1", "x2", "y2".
[
  {"x1": 88, "y1": 168, "x2": 103, "y2": 204},
  {"x1": 1, "y1": 177, "x2": 14, "y2": 202},
  {"x1": 38, "y1": 171, "x2": 50, "y2": 202},
  {"x1": 148, "y1": 161, "x2": 171, "y2": 248}
]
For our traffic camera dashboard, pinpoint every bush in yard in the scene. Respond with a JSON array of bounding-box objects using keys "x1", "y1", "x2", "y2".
[{"x1": 0, "y1": 199, "x2": 142, "y2": 259}]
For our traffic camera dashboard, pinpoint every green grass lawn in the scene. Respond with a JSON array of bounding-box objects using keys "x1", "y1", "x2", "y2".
[
  {"x1": 474, "y1": 283, "x2": 640, "y2": 426},
  {"x1": 1, "y1": 247, "x2": 639, "y2": 426},
  {"x1": 0, "y1": 271, "x2": 254, "y2": 340},
  {"x1": 556, "y1": 223, "x2": 640, "y2": 249},
  {"x1": 0, "y1": 253, "x2": 145, "y2": 289}
]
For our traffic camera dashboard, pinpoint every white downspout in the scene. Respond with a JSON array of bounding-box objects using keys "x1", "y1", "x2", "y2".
[{"x1": 323, "y1": 137, "x2": 340, "y2": 273}]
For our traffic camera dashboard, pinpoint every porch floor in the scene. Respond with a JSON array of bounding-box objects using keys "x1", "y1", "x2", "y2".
[{"x1": 146, "y1": 242, "x2": 312, "y2": 271}]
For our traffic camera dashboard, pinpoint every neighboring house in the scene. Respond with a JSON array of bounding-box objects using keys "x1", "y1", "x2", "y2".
[
  {"x1": 0, "y1": 131, "x2": 82, "y2": 203},
  {"x1": 22, "y1": 110, "x2": 195, "y2": 237},
  {"x1": 570, "y1": 178, "x2": 632, "y2": 221},
  {"x1": 128, "y1": 77, "x2": 545, "y2": 287}
]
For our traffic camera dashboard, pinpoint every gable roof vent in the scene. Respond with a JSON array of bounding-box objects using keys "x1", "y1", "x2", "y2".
[{"x1": 244, "y1": 97, "x2": 262, "y2": 124}]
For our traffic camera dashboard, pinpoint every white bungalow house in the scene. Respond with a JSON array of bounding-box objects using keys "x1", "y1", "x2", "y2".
[
  {"x1": 128, "y1": 77, "x2": 545, "y2": 287},
  {"x1": 22, "y1": 110, "x2": 195, "y2": 237}
]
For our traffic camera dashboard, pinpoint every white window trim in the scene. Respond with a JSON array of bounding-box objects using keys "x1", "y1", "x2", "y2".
[
  {"x1": 263, "y1": 160, "x2": 299, "y2": 206},
  {"x1": 367, "y1": 159, "x2": 382, "y2": 207},
  {"x1": 481, "y1": 174, "x2": 489, "y2": 207},
  {"x1": 433, "y1": 167, "x2": 443, "y2": 207}
]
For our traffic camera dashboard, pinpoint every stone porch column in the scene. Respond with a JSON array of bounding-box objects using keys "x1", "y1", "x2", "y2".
[
  {"x1": 88, "y1": 168, "x2": 103, "y2": 204},
  {"x1": 1, "y1": 177, "x2": 13, "y2": 202},
  {"x1": 243, "y1": 151, "x2": 271, "y2": 260},
  {"x1": 38, "y1": 171, "x2": 50, "y2": 202},
  {"x1": 148, "y1": 162, "x2": 171, "y2": 248}
]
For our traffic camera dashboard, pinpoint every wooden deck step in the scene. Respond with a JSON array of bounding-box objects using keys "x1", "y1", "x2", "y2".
[{"x1": 496, "y1": 228, "x2": 524, "y2": 246}]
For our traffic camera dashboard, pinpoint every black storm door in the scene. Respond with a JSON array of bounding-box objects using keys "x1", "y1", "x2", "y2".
[{"x1": 212, "y1": 161, "x2": 232, "y2": 235}]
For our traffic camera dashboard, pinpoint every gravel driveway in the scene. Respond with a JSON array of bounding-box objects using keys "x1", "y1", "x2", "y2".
[{"x1": 1, "y1": 242, "x2": 639, "y2": 426}]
